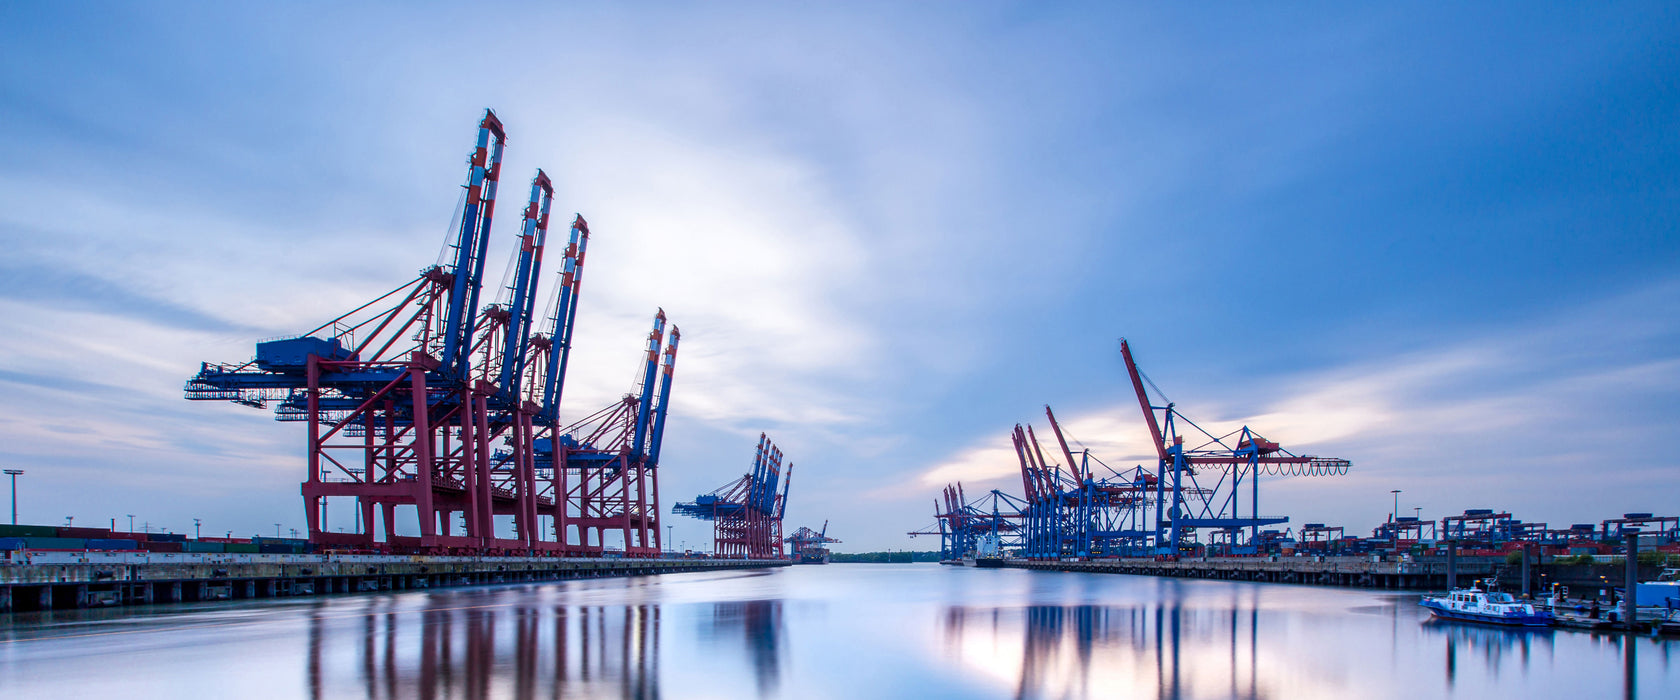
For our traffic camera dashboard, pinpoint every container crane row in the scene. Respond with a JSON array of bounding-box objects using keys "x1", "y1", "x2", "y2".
[
  {"x1": 185, "y1": 110, "x2": 678, "y2": 557},
  {"x1": 674, "y1": 433, "x2": 792, "y2": 559}
]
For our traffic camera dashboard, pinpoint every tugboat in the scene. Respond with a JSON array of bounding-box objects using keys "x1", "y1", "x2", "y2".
[{"x1": 1420, "y1": 581, "x2": 1554, "y2": 627}]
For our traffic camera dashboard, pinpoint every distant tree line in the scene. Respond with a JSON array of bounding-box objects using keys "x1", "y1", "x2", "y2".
[{"x1": 829, "y1": 551, "x2": 941, "y2": 563}]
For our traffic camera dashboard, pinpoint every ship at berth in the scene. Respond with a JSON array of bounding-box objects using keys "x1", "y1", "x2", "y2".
[{"x1": 1420, "y1": 584, "x2": 1554, "y2": 627}]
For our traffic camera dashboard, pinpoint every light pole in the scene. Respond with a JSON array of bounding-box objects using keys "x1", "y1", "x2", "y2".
[
  {"x1": 3, "y1": 469, "x2": 21, "y2": 525},
  {"x1": 667, "y1": 525, "x2": 673, "y2": 553},
  {"x1": 127, "y1": 514, "x2": 135, "y2": 533},
  {"x1": 275, "y1": 523, "x2": 282, "y2": 538},
  {"x1": 1390, "y1": 489, "x2": 1402, "y2": 554},
  {"x1": 194, "y1": 518, "x2": 202, "y2": 539}
]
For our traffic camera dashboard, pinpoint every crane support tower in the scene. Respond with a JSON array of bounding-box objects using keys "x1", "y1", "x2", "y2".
[
  {"x1": 185, "y1": 110, "x2": 680, "y2": 557},
  {"x1": 673, "y1": 433, "x2": 792, "y2": 559}
]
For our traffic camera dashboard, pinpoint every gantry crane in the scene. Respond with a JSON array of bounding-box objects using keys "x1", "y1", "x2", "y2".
[
  {"x1": 1120, "y1": 339, "x2": 1351, "y2": 555},
  {"x1": 185, "y1": 110, "x2": 679, "y2": 557},
  {"x1": 673, "y1": 433, "x2": 791, "y2": 559}
]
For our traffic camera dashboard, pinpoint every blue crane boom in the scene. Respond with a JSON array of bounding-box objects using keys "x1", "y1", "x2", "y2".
[
  {"x1": 645, "y1": 326, "x2": 680, "y2": 467},
  {"x1": 441, "y1": 110, "x2": 507, "y2": 380},
  {"x1": 629, "y1": 309, "x2": 667, "y2": 460},
  {"x1": 538, "y1": 216, "x2": 590, "y2": 424},
  {"x1": 496, "y1": 170, "x2": 554, "y2": 399}
]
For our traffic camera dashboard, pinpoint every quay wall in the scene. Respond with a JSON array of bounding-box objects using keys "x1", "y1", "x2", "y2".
[
  {"x1": 0, "y1": 551, "x2": 788, "y2": 613},
  {"x1": 1001, "y1": 557, "x2": 1669, "y2": 593},
  {"x1": 1001, "y1": 556, "x2": 1496, "y2": 590}
]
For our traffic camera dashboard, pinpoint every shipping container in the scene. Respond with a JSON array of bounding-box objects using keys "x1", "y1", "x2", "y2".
[
  {"x1": 224, "y1": 543, "x2": 260, "y2": 553},
  {"x1": 21, "y1": 537, "x2": 87, "y2": 550},
  {"x1": 183, "y1": 541, "x2": 225, "y2": 553},
  {"x1": 57, "y1": 526, "x2": 113, "y2": 539},
  {"x1": 145, "y1": 533, "x2": 188, "y2": 543},
  {"x1": 0, "y1": 524, "x2": 60, "y2": 538},
  {"x1": 251, "y1": 536, "x2": 310, "y2": 546},
  {"x1": 0, "y1": 537, "x2": 22, "y2": 551},
  {"x1": 141, "y1": 541, "x2": 185, "y2": 553},
  {"x1": 257, "y1": 543, "x2": 304, "y2": 554},
  {"x1": 86, "y1": 539, "x2": 140, "y2": 551}
]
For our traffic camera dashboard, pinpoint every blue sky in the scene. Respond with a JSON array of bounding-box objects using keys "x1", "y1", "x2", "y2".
[{"x1": 0, "y1": 3, "x2": 1676, "y2": 549}]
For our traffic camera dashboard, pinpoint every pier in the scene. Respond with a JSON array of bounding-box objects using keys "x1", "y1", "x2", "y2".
[{"x1": 0, "y1": 551, "x2": 787, "y2": 613}]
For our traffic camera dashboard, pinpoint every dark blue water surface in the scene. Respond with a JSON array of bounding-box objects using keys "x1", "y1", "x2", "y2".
[{"x1": 0, "y1": 563, "x2": 1673, "y2": 698}]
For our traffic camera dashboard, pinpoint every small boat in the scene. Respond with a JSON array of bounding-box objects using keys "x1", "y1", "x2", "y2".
[{"x1": 1420, "y1": 584, "x2": 1554, "y2": 627}]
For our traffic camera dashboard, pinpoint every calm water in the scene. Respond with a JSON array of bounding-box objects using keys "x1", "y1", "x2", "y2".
[{"x1": 0, "y1": 563, "x2": 1673, "y2": 699}]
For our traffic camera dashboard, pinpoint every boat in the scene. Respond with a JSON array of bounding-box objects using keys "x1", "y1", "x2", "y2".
[{"x1": 1420, "y1": 583, "x2": 1554, "y2": 627}]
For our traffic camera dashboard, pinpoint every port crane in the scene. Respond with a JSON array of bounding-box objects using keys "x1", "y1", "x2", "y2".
[
  {"x1": 185, "y1": 110, "x2": 679, "y2": 556},
  {"x1": 1120, "y1": 339, "x2": 1351, "y2": 555},
  {"x1": 908, "y1": 483, "x2": 1025, "y2": 560},
  {"x1": 673, "y1": 433, "x2": 792, "y2": 559}
]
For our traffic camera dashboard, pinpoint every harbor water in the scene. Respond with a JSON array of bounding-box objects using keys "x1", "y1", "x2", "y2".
[{"x1": 0, "y1": 563, "x2": 1672, "y2": 699}]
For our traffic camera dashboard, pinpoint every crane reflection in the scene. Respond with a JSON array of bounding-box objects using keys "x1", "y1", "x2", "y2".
[{"x1": 305, "y1": 591, "x2": 661, "y2": 700}]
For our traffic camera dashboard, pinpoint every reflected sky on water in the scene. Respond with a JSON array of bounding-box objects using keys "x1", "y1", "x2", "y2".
[{"x1": 0, "y1": 564, "x2": 1674, "y2": 698}]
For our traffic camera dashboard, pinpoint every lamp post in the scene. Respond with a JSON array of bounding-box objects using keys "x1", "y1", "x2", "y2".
[
  {"x1": 127, "y1": 514, "x2": 135, "y2": 533},
  {"x1": 194, "y1": 518, "x2": 202, "y2": 539},
  {"x1": 1389, "y1": 489, "x2": 1402, "y2": 554},
  {"x1": 3, "y1": 469, "x2": 21, "y2": 525}
]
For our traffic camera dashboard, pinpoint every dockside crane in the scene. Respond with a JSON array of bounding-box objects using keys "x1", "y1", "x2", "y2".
[
  {"x1": 186, "y1": 110, "x2": 520, "y2": 552},
  {"x1": 552, "y1": 310, "x2": 679, "y2": 557},
  {"x1": 908, "y1": 483, "x2": 1026, "y2": 561},
  {"x1": 673, "y1": 433, "x2": 791, "y2": 559},
  {"x1": 785, "y1": 521, "x2": 840, "y2": 563},
  {"x1": 183, "y1": 110, "x2": 681, "y2": 558},
  {"x1": 1120, "y1": 339, "x2": 1351, "y2": 555}
]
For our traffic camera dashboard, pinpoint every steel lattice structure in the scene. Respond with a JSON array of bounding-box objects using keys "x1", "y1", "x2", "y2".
[
  {"x1": 185, "y1": 110, "x2": 679, "y2": 556},
  {"x1": 916, "y1": 340, "x2": 1353, "y2": 561},
  {"x1": 1121, "y1": 339, "x2": 1351, "y2": 556},
  {"x1": 907, "y1": 483, "x2": 1025, "y2": 560},
  {"x1": 673, "y1": 433, "x2": 791, "y2": 559},
  {"x1": 784, "y1": 521, "x2": 840, "y2": 561}
]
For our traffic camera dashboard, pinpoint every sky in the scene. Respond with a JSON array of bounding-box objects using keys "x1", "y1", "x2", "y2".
[{"x1": 0, "y1": 3, "x2": 1676, "y2": 550}]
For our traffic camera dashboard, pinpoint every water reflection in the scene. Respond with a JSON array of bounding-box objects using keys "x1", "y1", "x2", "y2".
[
  {"x1": 943, "y1": 603, "x2": 1268, "y2": 700},
  {"x1": 1418, "y1": 618, "x2": 1552, "y2": 687},
  {"x1": 2, "y1": 566, "x2": 1673, "y2": 699},
  {"x1": 306, "y1": 593, "x2": 663, "y2": 699},
  {"x1": 705, "y1": 601, "x2": 784, "y2": 697}
]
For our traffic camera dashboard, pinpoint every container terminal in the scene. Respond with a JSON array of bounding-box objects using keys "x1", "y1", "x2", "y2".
[
  {"x1": 2, "y1": 110, "x2": 821, "y2": 613},
  {"x1": 0, "y1": 112, "x2": 1663, "y2": 619},
  {"x1": 909, "y1": 339, "x2": 1679, "y2": 607}
]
